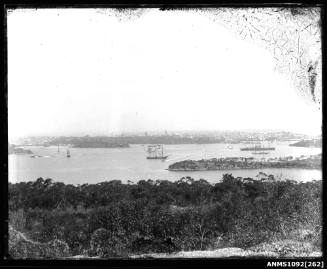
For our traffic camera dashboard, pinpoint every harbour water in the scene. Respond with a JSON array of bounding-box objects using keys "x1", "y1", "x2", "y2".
[{"x1": 9, "y1": 141, "x2": 322, "y2": 185}]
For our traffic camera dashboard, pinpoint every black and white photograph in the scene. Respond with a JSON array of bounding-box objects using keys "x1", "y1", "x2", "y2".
[{"x1": 5, "y1": 5, "x2": 323, "y2": 260}]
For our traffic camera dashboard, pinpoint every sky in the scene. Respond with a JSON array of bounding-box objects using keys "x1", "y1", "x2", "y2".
[{"x1": 7, "y1": 8, "x2": 322, "y2": 139}]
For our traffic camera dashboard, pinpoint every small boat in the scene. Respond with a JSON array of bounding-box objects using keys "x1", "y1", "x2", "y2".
[
  {"x1": 30, "y1": 155, "x2": 42, "y2": 158},
  {"x1": 67, "y1": 149, "x2": 71, "y2": 158},
  {"x1": 227, "y1": 145, "x2": 233, "y2": 149}
]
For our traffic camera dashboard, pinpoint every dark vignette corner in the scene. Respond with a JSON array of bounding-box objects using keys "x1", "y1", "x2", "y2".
[
  {"x1": 1, "y1": 2, "x2": 9, "y2": 262},
  {"x1": 321, "y1": 3, "x2": 326, "y2": 261}
]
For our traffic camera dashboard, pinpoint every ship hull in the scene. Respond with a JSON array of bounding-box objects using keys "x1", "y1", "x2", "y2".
[
  {"x1": 240, "y1": 147, "x2": 275, "y2": 151},
  {"x1": 146, "y1": 156, "x2": 168, "y2": 160}
]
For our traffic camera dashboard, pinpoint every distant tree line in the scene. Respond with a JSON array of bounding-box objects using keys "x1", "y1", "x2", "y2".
[{"x1": 48, "y1": 135, "x2": 225, "y2": 146}]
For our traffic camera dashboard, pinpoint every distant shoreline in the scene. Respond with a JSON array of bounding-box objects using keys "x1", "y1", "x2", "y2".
[{"x1": 72, "y1": 144, "x2": 130, "y2": 148}]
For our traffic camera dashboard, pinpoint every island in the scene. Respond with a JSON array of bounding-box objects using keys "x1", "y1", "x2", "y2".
[
  {"x1": 289, "y1": 139, "x2": 322, "y2": 148},
  {"x1": 168, "y1": 154, "x2": 321, "y2": 171},
  {"x1": 47, "y1": 137, "x2": 130, "y2": 148}
]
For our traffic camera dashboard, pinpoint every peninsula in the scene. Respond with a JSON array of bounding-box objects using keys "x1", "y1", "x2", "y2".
[
  {"x1": 8, "y1": 144, "x2": 33, "y2": 155},
  {"x1": 289, "y1": 139, "x2": 321, "y2": 148},
  {"x1": 168, "y1": 155, "x2": 321, "y2": 171}
]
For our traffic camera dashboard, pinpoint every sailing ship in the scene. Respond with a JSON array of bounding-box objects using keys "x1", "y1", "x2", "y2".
[
  {"x1": 240, "y1": 140, "x2": 275, "y2": 151},
  {"x1": 146, "y1": 144, "x2": 168, "y2": 160},
  {"x1": 66, "y1": 149, "x2": 71, "y2": 158}
]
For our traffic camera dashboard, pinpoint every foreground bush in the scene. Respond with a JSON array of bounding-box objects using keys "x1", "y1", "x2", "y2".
[{"x1": 9, "y1": 175, "x2": 322, "y2": 258}]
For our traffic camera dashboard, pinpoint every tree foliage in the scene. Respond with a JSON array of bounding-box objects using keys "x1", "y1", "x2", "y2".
[{"x1": 9, "y1": 175, "x2": 322, "y2": 257}]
